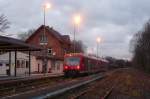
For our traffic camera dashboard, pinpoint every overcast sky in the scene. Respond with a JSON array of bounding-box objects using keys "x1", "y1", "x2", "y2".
[{"x1": 0, "y1": 0, "x2": 150, "y2": 59}]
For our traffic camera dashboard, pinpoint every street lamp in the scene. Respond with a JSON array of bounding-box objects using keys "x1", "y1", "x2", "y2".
[
  {"x1": 74, "y1": 15, "x2": 81, "y2": 25},
  {"x1": 73, "y1": 14, "x2": 81, "y2": 53},
  {"x1": 43, "y1": 3, "x2": 51, "y2": 26},
  {"x1": 96, "y1": 37, "x2": 101, "y2": 58},
  {"x1": 42, "y1": 3, "x2": 51, "y2": 74}
]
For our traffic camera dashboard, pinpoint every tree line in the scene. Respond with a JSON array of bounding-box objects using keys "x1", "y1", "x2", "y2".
[
  {"x1": 131, "y1": 20, "x2": 150, "y2": 73},
  {"x1": 105, "y1": 56, "x2": 131, "y2": 69}
]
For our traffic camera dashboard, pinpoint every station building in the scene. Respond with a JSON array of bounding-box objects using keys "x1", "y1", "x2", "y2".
[{"x1": 26, "y1": 25, "x2": 71, "y2": 74}]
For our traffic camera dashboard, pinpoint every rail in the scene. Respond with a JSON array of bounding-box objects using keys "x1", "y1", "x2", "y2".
[{"x1": 35, "y1": 74, "x2": 105, "y2": 99}]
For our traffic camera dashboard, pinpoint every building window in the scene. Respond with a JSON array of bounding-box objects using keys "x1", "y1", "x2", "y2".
[
  {"x1": 21, "y1": 60, "x2": 25, "y2": 68},
  {"x1": 47, "y1": 48, "x2": 52, "y2": 55},
  {"x1": 26, "y1": 61, "x2": 29, "y2": 68},
  {"x1": 6, "y1": 63, "x2": 9, "y2": 67},
  {"x1": 39, "y1": 34, "x2": 48, "y2": 44},
  {"x1": 17, "y1": 60, "x2": 20, "y2": 68}
]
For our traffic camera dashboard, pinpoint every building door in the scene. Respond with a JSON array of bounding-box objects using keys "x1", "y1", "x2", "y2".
[{"x1": 51, "y1": 60, "x2": 55, "y2": 72}]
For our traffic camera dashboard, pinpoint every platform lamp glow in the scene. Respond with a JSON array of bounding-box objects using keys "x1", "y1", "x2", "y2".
[
  {"x1": 42, "y1": 3, "x2": 51, "y2": 74},
  {"x1": 73, "y1": 14, "x2": 82, "y2": 53},
  {"x1": 96, "y1": 37, "x2": 101, "y2": 58}
]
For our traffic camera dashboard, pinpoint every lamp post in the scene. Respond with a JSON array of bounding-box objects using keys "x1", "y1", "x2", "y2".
[
  {"x1": 96, "y1": 37, "x2": 101, "y2": 58},
  {"x1": 73, "y1": 14, "x2": 81, "y2": 53},
  {"x1": 43, "y1": 3, "x2": 51, "y2": 38},
  {"x1": 42, "y1": 3, "x2": 51, "y2": 74}
]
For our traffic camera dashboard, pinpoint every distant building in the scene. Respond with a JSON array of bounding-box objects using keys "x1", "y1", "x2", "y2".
[{"x1": 26, "y1": 25, "x2": 71, "y2": 73}]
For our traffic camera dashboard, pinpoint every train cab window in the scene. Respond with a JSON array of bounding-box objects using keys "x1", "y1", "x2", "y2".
[
  {"x1": 65, "y1": 57, "x2": 80, "y2": 66},
  {"x1": 0, "y1": 63, "x2": 2, "y2": 66}
]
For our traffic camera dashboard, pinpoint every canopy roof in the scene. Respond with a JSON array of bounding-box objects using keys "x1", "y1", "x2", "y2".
[{"x1": 0, "y1": 35, "x2": 42, "y2": 51}]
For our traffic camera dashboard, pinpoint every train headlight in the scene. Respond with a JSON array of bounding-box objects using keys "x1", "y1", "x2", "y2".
[
  {"x1": 64, "y1": 66, "x2": 68, "y2": 70},
  {"x1": 77, "y1": 66, "x2": 80, "y2": 70}
]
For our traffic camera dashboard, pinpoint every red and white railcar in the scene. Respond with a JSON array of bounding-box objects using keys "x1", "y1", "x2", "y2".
[{"x1": 63, "y1": 53, "x2": 108, "y2": 76}]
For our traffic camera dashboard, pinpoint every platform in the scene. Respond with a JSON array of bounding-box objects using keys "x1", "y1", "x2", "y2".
[{"x1": 0, "y1": 73, "x2": 63, "y2": 83}]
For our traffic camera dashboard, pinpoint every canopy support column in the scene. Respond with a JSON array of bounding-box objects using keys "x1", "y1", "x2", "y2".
[
  {"x1": 29, "y1": 51, "x2": 31, "y2": 76},
  {"x1": 9, "y1": 51, "x2": 11, "y2": 76},
  {"x1": 14, "y1": 51, "x2": 17, "y2": 76}
]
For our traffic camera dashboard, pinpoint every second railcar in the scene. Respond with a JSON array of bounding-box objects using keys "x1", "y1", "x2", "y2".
[{"x1": 63, "y1": 53, "x2": 108, "y2": 77}]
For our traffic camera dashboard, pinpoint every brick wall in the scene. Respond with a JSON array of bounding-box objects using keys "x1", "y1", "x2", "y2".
[{"x1": 26, "y1": 25, "x2": 70, "y2": 58}]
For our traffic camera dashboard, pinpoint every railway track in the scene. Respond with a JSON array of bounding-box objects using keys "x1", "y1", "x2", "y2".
[
  {"x1": 69, "y1": 82, "x2": 114, "y2": 99},
  {"x1": 3, "y1": 73, "x2": 105, "y2": 99},
  {"x1": 43, "y1": 73, "x2": 105, "y2": 99},
  {"x1": 0, "y1": 75, "x2": 66, "y2": 98},
  {"x1": 100, "y1": 86, "x2": 114, "y2": 99}
]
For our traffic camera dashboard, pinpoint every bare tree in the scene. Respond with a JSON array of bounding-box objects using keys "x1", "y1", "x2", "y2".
[
  {"x1": 70, "y1": 40, "x2": 87, "y2": 53},
  {"x1": 18, "y1": 29, "x2": 35, "y2": 41},
  {"x1": 0, "y1": 14, "x2": 10, "y2": 32}
]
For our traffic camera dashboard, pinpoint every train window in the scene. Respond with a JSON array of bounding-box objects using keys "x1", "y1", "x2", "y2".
[
  {"x1": 84, "y1": 58, "x2": 88, "y2": 69},
  {"x1": 65, "y1": 57, "x2": 80, "y2": 66},
  {"x1": 87, "y1": 60, "x2": 91, "y2": 69}
]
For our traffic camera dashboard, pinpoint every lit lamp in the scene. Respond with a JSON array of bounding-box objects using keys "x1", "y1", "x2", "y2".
[
  {"x1": 74, "y1": 14, "x2": 81, "y2": 25},
  {"x1": 96, "y1": 37, "x2": 101, "y2": 58},
  {"x1": 73, "y1": 14, "x2": 82, "y2": 53}
]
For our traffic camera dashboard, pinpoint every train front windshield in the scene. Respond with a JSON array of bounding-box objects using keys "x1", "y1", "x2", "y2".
[{"x1": 65, "y1": 57, "x2": 80, "y2": 66}]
